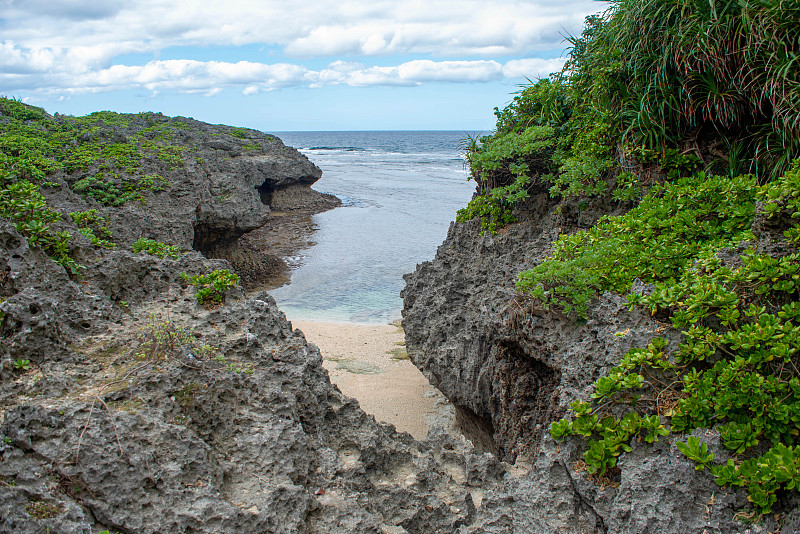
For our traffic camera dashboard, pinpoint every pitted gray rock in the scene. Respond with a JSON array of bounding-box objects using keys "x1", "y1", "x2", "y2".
[
  {"x1": 1, "y1": 111, "x2": 501, "y2": 534},
  {"x1": 403, "y1": 192, "x2": 781, "y2": 533}
]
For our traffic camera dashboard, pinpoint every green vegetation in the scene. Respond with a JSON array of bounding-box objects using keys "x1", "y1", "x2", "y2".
[
  {"x1": 227, "y1": 127, "x2": 251, "y2": 139},
  {"x1": 0, "y1": 176, "x2": 80, "y2": 273},
  {"x1": 70, "y1": 209, "x2": 115, "y2": 248},
  {"x1": 25, "y1": 500, "x2": 62, "y2": 519},
  {"x1": 12, "y1": 358, "x2": 31, "y2": 372},
  {"x1": 72, "y1": 172, "x2": 169, "y2": 207},
  {"x1": 226, "y1": 362, "x2": 255, "y2": 374},
  {"x1": 182, "y1": 269, "x2": 240, "y2": 305},
  {"x1": 461, "y1": 0, "x2": 800, "y2": 516},
  {"x1": 517, "y1": 172, "x2": 758, "y2": 317},
  {"x1": 0, "y1": 99, "x2": 180, "y2": 204},
  {"x1": 0, "y1": 98, "x2": 187, "y2": 272},
  {"x1": 550, "y1": 176, "x2": 800, "y2": 512},
  {"x1": 457, "y1": 123, "x2": 559, "y2": 233},
  {"x1": 132, "y1": 238, "x2": 181, "y2": 259},
  {"x1": 63, "y1": 141, "x2": 143, "y2": 174},
  {"x1": 134, "y1": 317, "x2": 216, "y2": 361},
  {"x1": 129, "y1": 281, "x2": 237, "y2": 386},
  {"x1": 460, "y1": 0, "x2": 798, "y2": 235}
]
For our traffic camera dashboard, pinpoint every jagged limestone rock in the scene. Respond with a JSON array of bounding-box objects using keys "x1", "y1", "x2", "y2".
[
  {"x1": 402, "y1": 193, "x2": 780, "y2": 533},
  {"x1": 0, "y1": 114, "x2": 499, "y2": 533}
]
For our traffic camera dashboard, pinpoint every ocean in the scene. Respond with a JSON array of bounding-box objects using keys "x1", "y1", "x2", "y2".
[{"x1": 267, "y1": 130, "x2": 478, "y2": 324}]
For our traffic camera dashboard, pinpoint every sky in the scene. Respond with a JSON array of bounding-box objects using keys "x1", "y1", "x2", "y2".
[{"x1": 0, "y1": 0, "x2": 609, "y2": 131}]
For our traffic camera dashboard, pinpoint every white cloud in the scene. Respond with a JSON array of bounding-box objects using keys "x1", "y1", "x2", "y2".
[
  {"x1": 0, "y1": 0, "x2": 605, "y2": 96},
  {"x1": 397, "y1": 60, "x2": 503, "y2": 83},
  {"x1": 63, "y1": 60, "x2": 311, "y2": 94},
  {"x1": 1, "y1": 56, "x2": 567, "y2": 96},
  {"x1": 3, "y1": 1, "x2": 601, "y2": 56}
]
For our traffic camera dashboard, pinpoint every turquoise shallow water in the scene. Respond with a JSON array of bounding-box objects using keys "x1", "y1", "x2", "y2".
[{"x1": 267, "y1": 131, "x2": 477, "y2": 324}]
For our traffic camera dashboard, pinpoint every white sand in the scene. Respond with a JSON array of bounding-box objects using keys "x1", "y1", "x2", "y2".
[{"x1": 292, "y1": 320, "x2": 453, "y2": 440}]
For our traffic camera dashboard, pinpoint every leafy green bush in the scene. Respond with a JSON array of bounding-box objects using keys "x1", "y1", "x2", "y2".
[
  {"x1": 61, "y1": 141, "x2": 143, "y2": 174},
  {"x1": 0, "y1": 98, "x2": 179, "y2": 206},
  {"x1": 0, "y1": 98, "x2": 47, "y2": 123},
  {"x1": 550, "y1": 161, "x2": 800, "y2": 513},
  {"x1": 460, "y1": 0, "x2": 800, "y2": 516},
  {"x1": 132, "y1": 238, "x2": 181, "y2": 259},
  {"x1": 459, "y1": 0, "x2": 798, "y2": 236},
  {"x1": 456, "y1": 192, "x2": 519, "y2": 235},
  {"x1": 183, "y1": 269, "x2": 240, "y2": 305},
  {"x1": 0, "y1": 179, "x2": 80, "y2": 273},
  {"x1": 457, "y1": 80, "x2": 571, "y2": 233},
  {"x1": 70, "y1": 209, "x2": 115, "y2": 248},
  {"x1": 72, "y1": 172, "x2": 169, "y2": 206},
  {"x1": 72, "y1": 174, "x2": 126, "y2": 206},
  {"x1": 517, "y1": 171, "x2": 758, "y2": 317}
]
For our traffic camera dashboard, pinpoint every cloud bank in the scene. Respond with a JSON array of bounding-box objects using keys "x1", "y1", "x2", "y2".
[
  {"x1": 0, "y1": 0, "x2": 602, "y2": 97},
  {"x1": 1, "y1": 56, "x2": 567, "y2": 95}
]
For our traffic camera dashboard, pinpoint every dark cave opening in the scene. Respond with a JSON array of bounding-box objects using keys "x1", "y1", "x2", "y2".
[{"x1": 255, "y1": 181, "x2": 273, "y2": 206}]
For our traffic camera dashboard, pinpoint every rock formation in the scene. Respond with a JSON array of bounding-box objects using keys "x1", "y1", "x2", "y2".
[
  {"x1": 4, "y1": 97, "x2": 794, "y2": 533},
  {"x1": 0, "y1": 104, "x2": 500, "y2": 533},
  {"x1": 402, "y1": 192, "x2": 795, "y2": 533}
]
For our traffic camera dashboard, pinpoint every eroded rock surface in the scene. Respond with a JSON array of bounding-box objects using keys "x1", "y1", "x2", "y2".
[
  {"x1": 0, "y1": 113, "x2": 500, "y2": 533},
  {"x1": 38, "y1": 117, "x2": 322, "y2": 252},
  {"x1": 0, "y1": 254, "x2": 502, "y2": 533},
  {"x1": 402, "y1": 192, "x2": 783, "y2": 533},
  {"x1": 32, "y1": 112, "x2": 338, "y2": 290}
]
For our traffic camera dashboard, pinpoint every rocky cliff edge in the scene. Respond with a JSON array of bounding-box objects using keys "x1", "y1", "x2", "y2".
[{"x1": 0, "y1": 104, "x2": 502, "y2": 534}]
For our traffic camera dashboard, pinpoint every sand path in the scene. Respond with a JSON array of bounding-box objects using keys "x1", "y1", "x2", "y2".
[{"x1": 293, "y1": 320, "x2": 453, "y2": 440}]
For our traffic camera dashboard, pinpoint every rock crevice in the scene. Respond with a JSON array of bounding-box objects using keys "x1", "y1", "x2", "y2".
[{"x1": 0, "y1": 108, "x2": 496, "y2": 534}]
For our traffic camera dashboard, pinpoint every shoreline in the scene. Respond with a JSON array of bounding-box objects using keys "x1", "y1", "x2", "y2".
[
  {"x1": 292, "y1": 319, "x2": 454, "y2": 440},
  {"x1": 212, "y1": 186, "x2": 341, "y2": 294}
]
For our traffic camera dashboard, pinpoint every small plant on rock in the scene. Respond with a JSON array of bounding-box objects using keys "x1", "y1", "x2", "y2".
[
  {"x1": 183, "y1": 269, "x2": 240, "y2": 305},
  {"x1": 134, "y1": 317, "x2": 216, "y2": 361},
  {"x1": 70, "y1": 209, "x2": 115, "y2": 249},
  {"x1": 0, "y1": 180, "x2": 81, "y2": 273},
  {"x1": 12, "y1": 358, "x2": 31, "y2": 372},
  {"x1": 25, "y1": 500, "x2": 62, "y2": 519},
  {"x1": 132, "y1": 238, "x2": 181, "y2": 259}
]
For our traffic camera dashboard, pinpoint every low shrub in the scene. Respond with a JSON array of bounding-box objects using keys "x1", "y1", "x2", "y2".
[
  {"x1": 70, "y1": 209, "x2": 115, "y2": 248},
  {"x1": 183, "y1": 269, "x2": 240, "y2": 305},
  {"x1": 550, "y1": 161, "x2": 800, "y2": 513},
  {"x1": 134, "y1": 317, "x2": 216, "y2": 361},
  {"x1": 0, "y1": 179, "x2": 80, "y2": 273},
  {"x1": 132, "y1": 238, "x2": 181, "y2": 259}
]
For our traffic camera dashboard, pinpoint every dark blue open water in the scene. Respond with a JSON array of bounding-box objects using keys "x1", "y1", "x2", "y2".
[{"x1": 267, "y1": 131, "x2": 477, "y2": 324}]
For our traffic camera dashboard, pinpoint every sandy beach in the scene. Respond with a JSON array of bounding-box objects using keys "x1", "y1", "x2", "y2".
[{"x1": 292, "y1": 320, "x2": 453, "y2": 440}]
